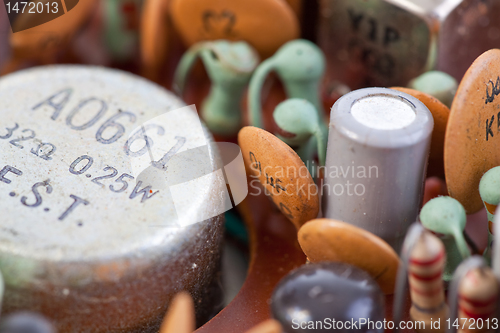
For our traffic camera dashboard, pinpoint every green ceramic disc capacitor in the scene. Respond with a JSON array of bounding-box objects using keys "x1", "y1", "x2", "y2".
[{"x1": 420, "y1": 196, "x2": 471, "y2": 281}]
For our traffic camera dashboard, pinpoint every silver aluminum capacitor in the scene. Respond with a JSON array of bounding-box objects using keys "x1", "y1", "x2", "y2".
[
  {"x1": 0, "y1": 66, "x2": 225, "y2": 332},
  {"x1": 324, "y1": 88, "x2": 433, "y2": 252},
  {"x1": 319, "y1": 0, "x2": 500, "y2": 89}
]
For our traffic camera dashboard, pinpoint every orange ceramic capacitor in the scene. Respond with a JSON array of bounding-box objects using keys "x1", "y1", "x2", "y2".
[
  {"x1": 169, "y1": 0, "x2": 299, "y2": 59},
  {"x1": 238, "y1": 126, "x2": 319, "y2": 230},
  {"x1": 160, "y1": 292, "x2": 195, "y2": 333},
  {"x1": 159, "y1": 292, "x2": 283, "y2": 333},
  {"x1": 4, "y1": 0, "x2": 97, "y2": 73},
  {"x1": 298, "y1": 218, "x2": 400, "y2": 294},
  {"x1": 283, "y1": 0, "x2": 302, "y2": 19},
  {"x1": 140, "y1": 0, "x2": 170, "y2": 82},
  {"x1": 457, "y1": 267, "x2": 498, "y2": 333},
  {"x1": 408, "y1": 230, "x2": 447, "y2": 333},
  {"x1": 391, "y1": 87, "x2": 450, "y2": 179},
  {"x1": 244, "y1": 320, "x2": 282, "y2": 333},
  {"x1": 445, "y1": 49, "x2": 500, "y2": 213}
]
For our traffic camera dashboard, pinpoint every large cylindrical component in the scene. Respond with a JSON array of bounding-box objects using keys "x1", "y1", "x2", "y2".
[
  {"x1": 323, "y1": 87, "x2": 433, "y2": 251},
  {"x1": 0, "y1": 66, "x2": 225, "y2": 332}
]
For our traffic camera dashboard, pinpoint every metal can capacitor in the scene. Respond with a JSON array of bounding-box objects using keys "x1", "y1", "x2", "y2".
[
  {"x1": 324, "y1": 87, "x2": 433, "y2": 252},
  {"x1": 318, "y1": 0, "x2": 500, "y2": 89},
  {"x1": 0, "y1": 66, "x2": 226, "y2": 332}
]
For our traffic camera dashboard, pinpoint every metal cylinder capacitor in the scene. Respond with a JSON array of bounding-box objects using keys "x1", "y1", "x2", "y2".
[
  {"x1": 0, "y1": 66, "x2": 226, "y2": 332},
  {"x1": 324, "y1": 87, "x2": 433, "y2": 252}
]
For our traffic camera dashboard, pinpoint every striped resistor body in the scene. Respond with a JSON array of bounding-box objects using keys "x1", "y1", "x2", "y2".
[
  {"x1": 457, "y1": 267, "x2": 498, "y2": 333},
  {"x1": 409, "y1": 231, "x2": 448, "y2": 333}
]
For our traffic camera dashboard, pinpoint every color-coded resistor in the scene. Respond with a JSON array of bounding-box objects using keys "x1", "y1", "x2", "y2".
[
  {"x1": 448, "y1": 256, "x2": 498, "y2": 333},
  {"x1": 408, "y1": 230, "x2": 448, "y2": 333},
  {"x1": 457, "y1": 267, "x2": 498, "y2": 333}
]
